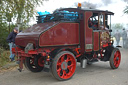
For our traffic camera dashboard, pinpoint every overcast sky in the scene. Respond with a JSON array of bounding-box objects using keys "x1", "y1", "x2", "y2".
[{"x1": 36, "y1": 0, "x2": 128, "y2": 25}]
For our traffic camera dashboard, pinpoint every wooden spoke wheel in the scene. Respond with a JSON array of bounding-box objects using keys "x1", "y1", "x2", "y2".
[
  {"x1": 24, "y1": 56, "x2": 44, "y2": 72},
  {"x1": 51, "y1": 51, "x2": 76, "y2": 80},
  {"x1": 109, "y1": 48, "x2": 121, "y2": 69}
]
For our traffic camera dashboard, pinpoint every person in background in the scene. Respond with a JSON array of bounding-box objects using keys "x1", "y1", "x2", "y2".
[
  {"x1": 114, "y1": 30, "x2": 121, "y2": 46},
  {"x1": 122, "y1": 28, "x2": 127, "y2": 48},
  {"x1": 7, "y1": 27, "x2": 18, "y2": 61}
]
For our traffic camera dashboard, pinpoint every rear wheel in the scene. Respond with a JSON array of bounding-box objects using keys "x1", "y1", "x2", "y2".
[
  {"x1": 109, "y1": 48, "x2": 121, "y2": 69},
  {"x1": 24, "y1": 55, "x2": 44, "y2": 72},
  {"x1": 51, "y1": 51, "x2": 76, "y2": 80}
]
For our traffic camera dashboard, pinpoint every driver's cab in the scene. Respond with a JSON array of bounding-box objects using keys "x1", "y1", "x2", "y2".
[
  {"x1": 88, "y1": 12, "x2": 111, "y2": 30},
  {"x1": 84, "y1": 10, "x2": 114, "y2": 52}
]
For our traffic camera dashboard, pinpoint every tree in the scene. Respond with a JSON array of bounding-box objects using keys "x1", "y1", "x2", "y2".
[
  {"x1": 123, "y1": 0, "x2": 128, "y2": 14},
  {"x1": 111, "y1": 23, "x2": 124, "y2": 36},
  {"x1": 111, "y1": 23, "x2": 124, "y2": 30},
  {"x1": 0, "y1": 0, "x2": 44, "y2": 28},
  {"x1": 0, "y1": 0, "x2": 45, "y2": 49},
  {"x1": 124, "y1": 6, "x2": 128, "y2": 14},
  {"x1": 0, "y1": 22, "x2": 10, "y2": 49}
]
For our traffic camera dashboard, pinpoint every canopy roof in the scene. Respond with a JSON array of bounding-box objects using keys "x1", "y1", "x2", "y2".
[{"x1": 56, "y1": 8, "x2": 114, "y2": 15}]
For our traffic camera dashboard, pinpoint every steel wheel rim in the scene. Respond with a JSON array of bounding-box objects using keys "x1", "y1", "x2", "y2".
[
  {"x1": 113, "y1": 51, "x2": 121, "y2": 68},
  {"x1": 56, "y1": 54, "x2": 76, "y2": 79}
]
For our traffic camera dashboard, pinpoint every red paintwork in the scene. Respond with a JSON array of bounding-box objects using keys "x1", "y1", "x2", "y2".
[
  {"x1": 15, "y1": 22, "x2": 59, "y2": 47},
  {"x1": 102, "y1": 43, "x2": 109, "y2": 48},
  {"x1": 93, "y1": 32, "x2": 99, "y2": 51},
  {"x1": 38, "y1": 57, "x2": 44, "y2": 67},
  {"x1": 85, "y1": 12, "x2": 93, "y2": 52},
  {"x1": 39, "y1": 23, "x2": 79, "y2": 47},
  {"x1": 79, "y1": 11, "x2": 85, "y2": 54},
  {"x1": 57, "y1": 53, "x2": 76, "y2": 79},
  {"x1": 114, "y1": 51, "x2": 121, "y2": 68}
]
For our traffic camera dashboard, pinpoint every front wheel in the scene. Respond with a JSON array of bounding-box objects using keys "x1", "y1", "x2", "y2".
[
  {"x1": 109, "y1": 48, "x2": 121, "y2": 69},
  {"x1": 51, "y1": 51, "x2": 76, "y2": 81}
]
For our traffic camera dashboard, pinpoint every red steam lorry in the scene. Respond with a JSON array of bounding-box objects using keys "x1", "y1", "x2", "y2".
[{"x1": 12, "y1": 4, "x2": 121, "y2": 80}]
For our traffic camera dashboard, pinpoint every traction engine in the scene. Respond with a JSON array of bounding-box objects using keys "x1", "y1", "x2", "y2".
[{"x1": 12, "y1": 4, "x2": 121, "y2": 80}]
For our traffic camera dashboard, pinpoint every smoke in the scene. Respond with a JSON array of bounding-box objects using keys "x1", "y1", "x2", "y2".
[
  {"x1": 102, "y1": 0, "x2": 128, "y2": 5},
  {"x1": 81, "y1": 1, "x2": 98, "y2": 9},
  {"x1": 74, "y1": 0, "x2": 128, "y2": 9},
  {"x1": 74, "y1": 1, "x2": 99, "y2": 9},
  {"x1": 101, "y1": 0, "x2": 112, "y2": 6},
  {"x1": 74, "y1": 0, "x2": 113, "y2": 9},
  {"x1": 122, "y1": 0, "x2": 128, "y2": 2}
]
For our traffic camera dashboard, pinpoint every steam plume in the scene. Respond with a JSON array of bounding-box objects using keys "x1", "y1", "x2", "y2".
[
  {"x1": 74, "y1": 0, "x2": 127, "y2": 9},
  {"x1": 122, "y1": 0, "x2": 128, "y2": 2},
  {"x1": 101, "y1": 0, "x2": 112, "y2": 6},
  {"x1": 74, "y1": 1, "x2": 99, "y2": 9}
]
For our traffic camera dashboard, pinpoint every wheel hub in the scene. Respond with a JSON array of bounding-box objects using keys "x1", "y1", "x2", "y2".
[
  {"x1": 116, "y1": 57, "x2": 119, "y2": 61},
  {"x1": 38, "y1": 57, "x2": 44, "y2": 67},
  {"x1": 61, "y1": 62, "x2": 68, "y2": 70}
]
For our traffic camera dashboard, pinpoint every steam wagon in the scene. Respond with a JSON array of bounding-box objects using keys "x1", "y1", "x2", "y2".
[{"x1": 12, "y1": 5, "x2": 121, "y2": 80}]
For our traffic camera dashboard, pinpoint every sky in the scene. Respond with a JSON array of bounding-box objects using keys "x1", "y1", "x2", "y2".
[{"x1": 36, "y1": 0, "x2": 128, "y2": 26}]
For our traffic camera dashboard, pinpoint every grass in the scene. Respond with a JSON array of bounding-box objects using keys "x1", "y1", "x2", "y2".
[
  {"x1": 0, "y1": 49, "x2": 18, "y2": 73},
  {"x1": 0, "y1": 49, "x2": 10, "y2": 67}
]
